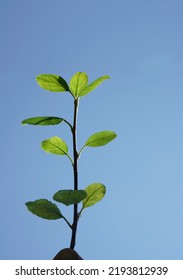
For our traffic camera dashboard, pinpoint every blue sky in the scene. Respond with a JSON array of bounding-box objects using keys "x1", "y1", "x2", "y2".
[{"x1": 0, "y1": 0, "x2": 183, "y2": 260}]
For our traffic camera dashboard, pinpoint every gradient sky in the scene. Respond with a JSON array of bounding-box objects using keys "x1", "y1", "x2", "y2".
[{"x1": 1, "y1": 0, "x2": 183, "y2": 260}]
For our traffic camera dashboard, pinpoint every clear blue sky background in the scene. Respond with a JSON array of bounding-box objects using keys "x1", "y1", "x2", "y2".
[{"x1": 0, "y1": 0, "x2": 183, "y2": 260}]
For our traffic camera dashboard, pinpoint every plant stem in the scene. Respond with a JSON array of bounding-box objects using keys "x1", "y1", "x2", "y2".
[{"x1": 70, "y1": 98, "x2": 79, "y2": 249}]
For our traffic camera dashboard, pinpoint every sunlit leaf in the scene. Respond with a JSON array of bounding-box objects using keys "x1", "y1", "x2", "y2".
[
  {"x1": 53, "y1": 190, "x2": 87, "y2": 206},
  {"x1": 85, "y1": 130, "x2": 117, "y2": 147},
  {"x1": 25, "y1": 199, "x2": 62, "y2": 220},
  {"x1": 79, "y1": 75, "x2": 110, "y2": 97},
  {"x1": 69, "y1": 72, "x2": 88, "y2": 98},
  {"x1": 41, "y1": 136, "x2": 68, "y2": 155},
  {"x1": 36, "y1": 74, "x2": 69, "y2": 92},
  {"x1": 82, "y1": 183, "x2": 106, "y2": 209},
  {"x1": 22, "y1": 116, "x2": 63, "y2": 126}
]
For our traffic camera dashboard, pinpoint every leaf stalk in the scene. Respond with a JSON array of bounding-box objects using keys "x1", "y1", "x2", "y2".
[{"x1": 62, "y1": 215, "x2": 72, "y2": 229}]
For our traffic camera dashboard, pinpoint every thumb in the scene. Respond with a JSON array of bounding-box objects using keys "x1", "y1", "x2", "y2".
[{"x1": 53, "y1": 248, "x2": 83, "y2": 260}]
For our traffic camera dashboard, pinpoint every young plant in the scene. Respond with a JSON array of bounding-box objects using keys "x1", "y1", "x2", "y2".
[{"x1": 22, "y1": 72, "x2": 117, "y2": 253}]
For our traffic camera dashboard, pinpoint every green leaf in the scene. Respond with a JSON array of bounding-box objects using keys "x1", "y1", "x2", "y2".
[
  {"x1": 22, "y1": 116, "x2": 63, "y2": 126},
  {"x1": 25, "y1": 199, "x2": 62, "y2": 220},
  {"x1": 36, "y1": 74, "x2": 69, "y2": 92},
  {"x1": 79, "y1": 75, "x2": 110, "y2": 97},
  {"x1": 53, "y1": 190, "x2": 87, "y2": 206},
  {"x1": 41, "y1": 136, "x2": 68, "y2": 155},
  {"x1": 69, "y1": 72, "x2": 88, "y2": 98},
  {"x1": 82, "y1": 183, "x2": 106, "y2": 209},
  {"x1": 85, "y1": 130, "x2": 117, "y2": 147}
]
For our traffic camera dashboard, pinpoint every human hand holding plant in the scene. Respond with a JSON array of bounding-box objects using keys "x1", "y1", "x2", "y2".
[{"x1": 22, "y1": 72, "x2": 117, "y2": 258}]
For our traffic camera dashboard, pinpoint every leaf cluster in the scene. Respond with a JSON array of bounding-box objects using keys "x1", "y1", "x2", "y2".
[
  {"x1": 26, "y1": 183, "x2": 106, "y2": 225},
  {"x1": 22, "y1": 72, "x2": 117, "y2": 234}
]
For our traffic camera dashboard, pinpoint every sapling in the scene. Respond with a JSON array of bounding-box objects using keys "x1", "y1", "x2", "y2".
[{"x1": 22, "y1": 72, "x2": 117, "y2": 259}]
